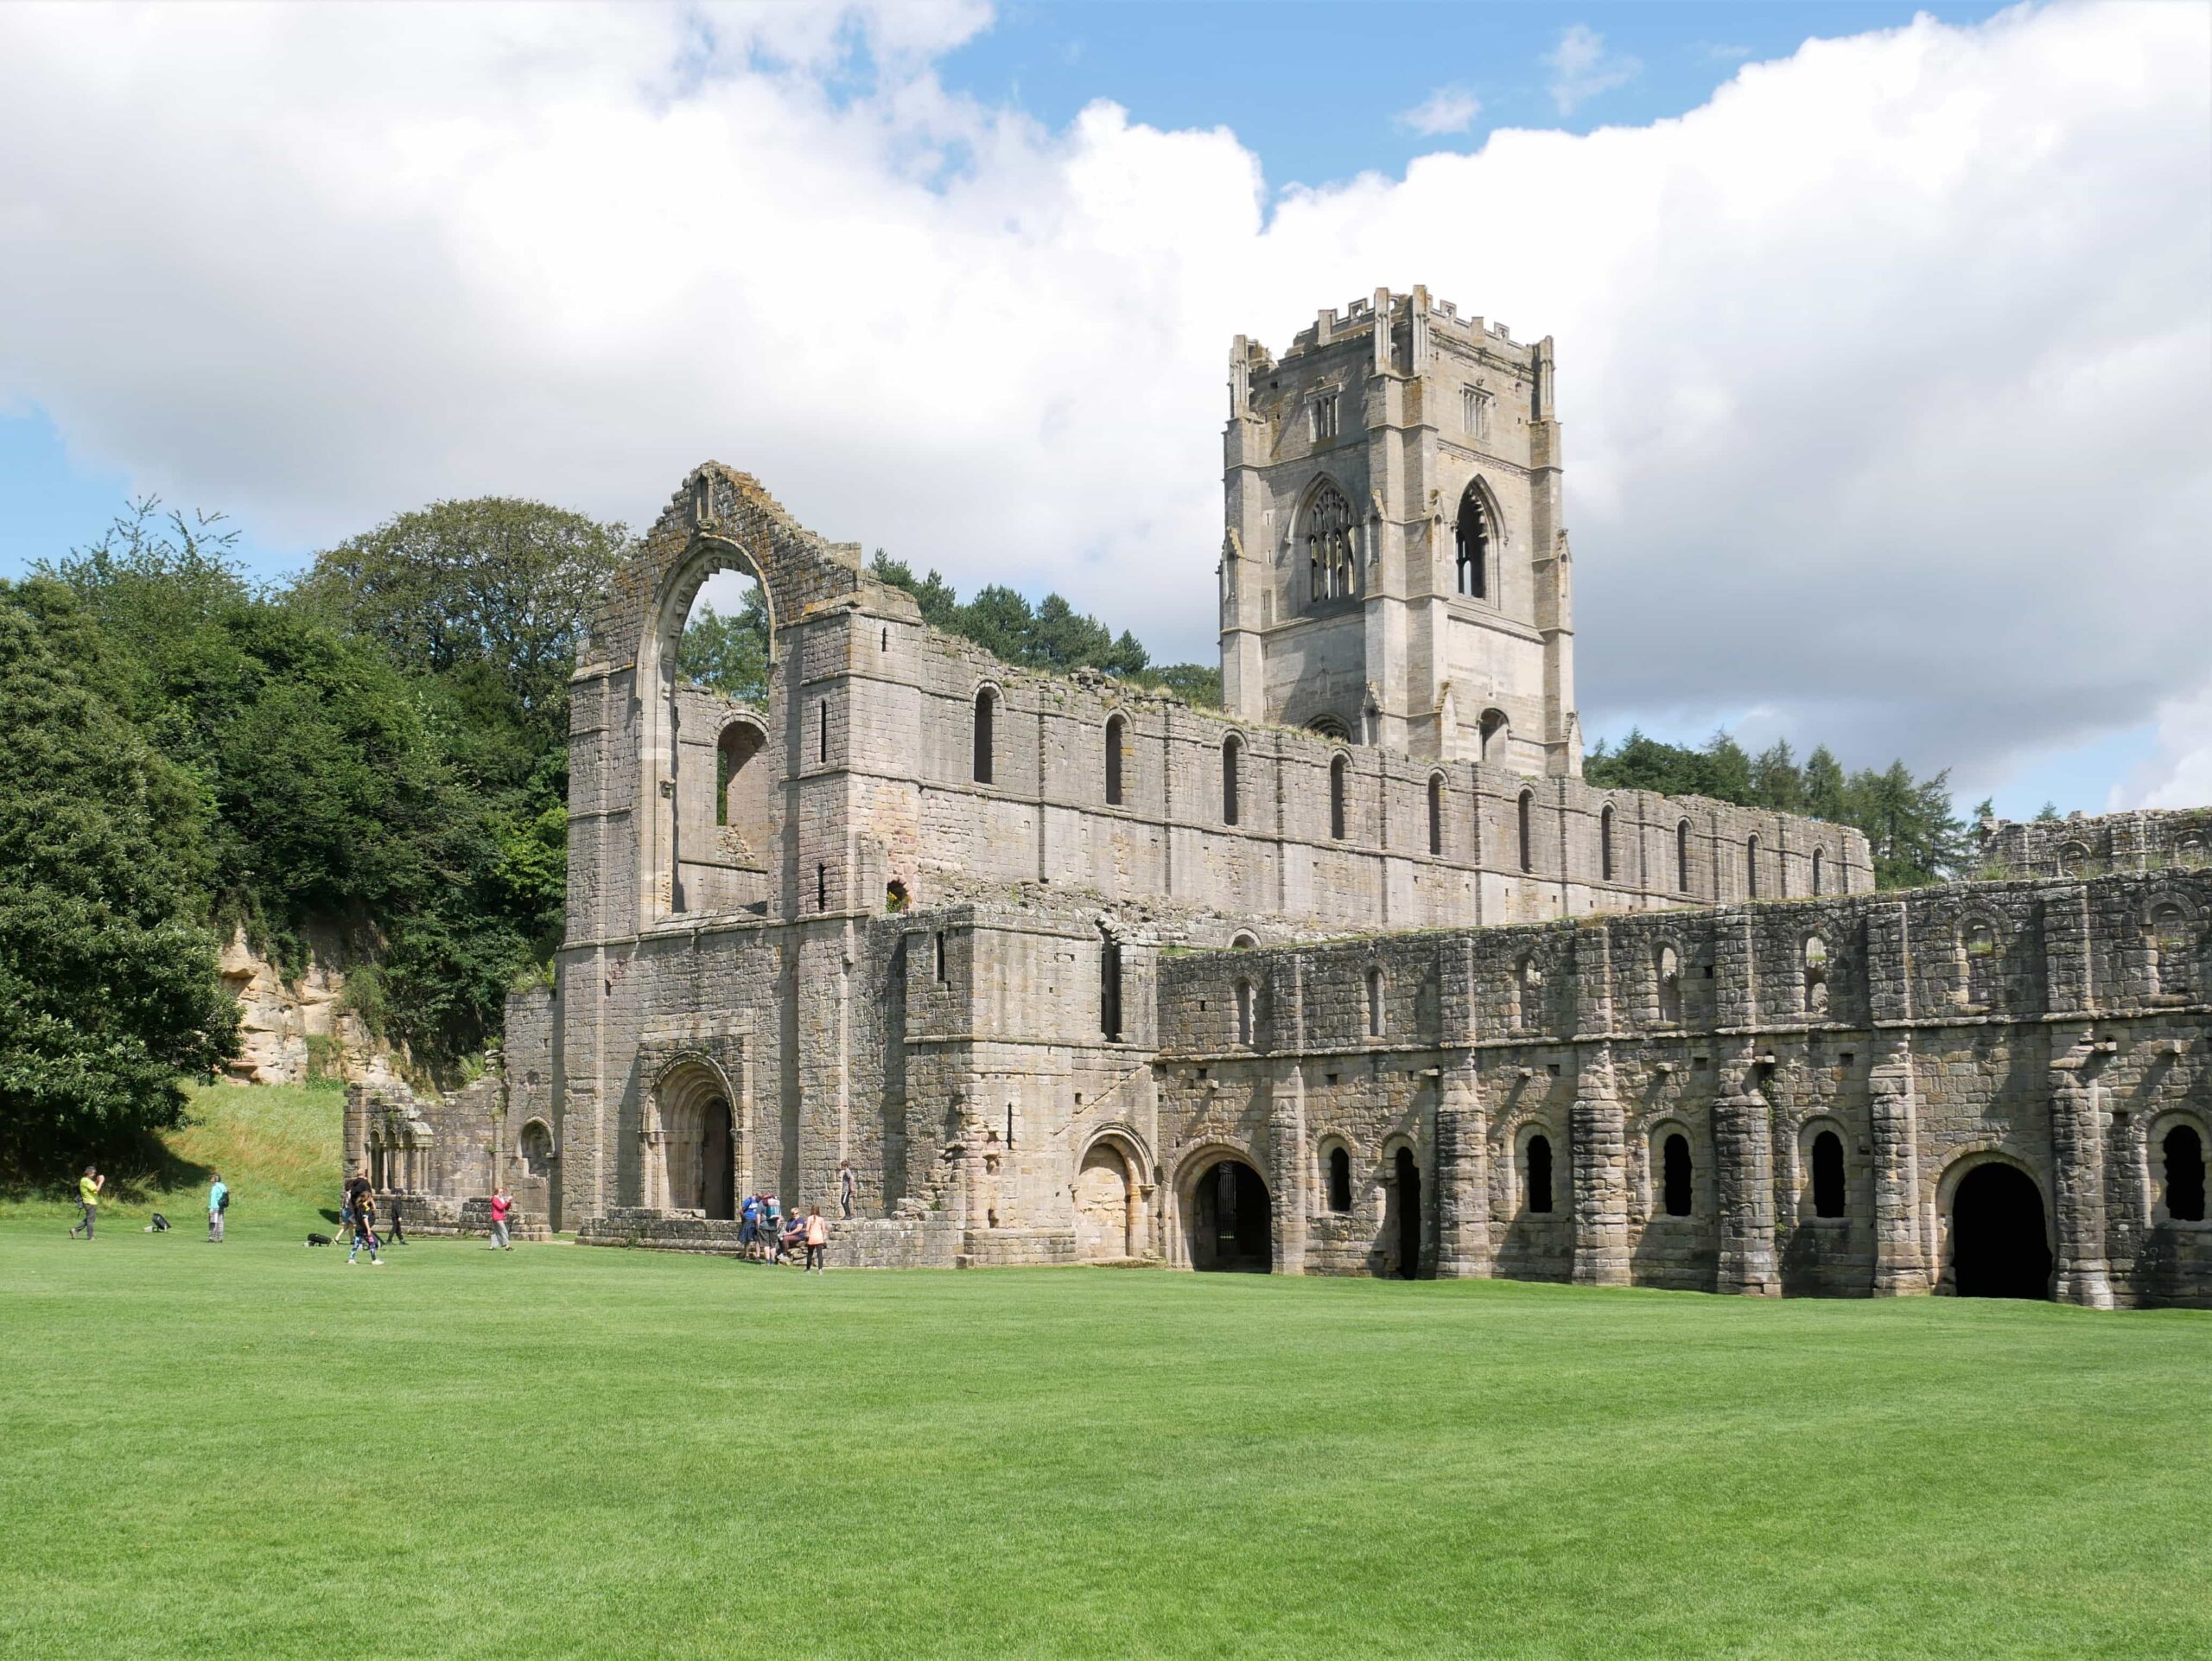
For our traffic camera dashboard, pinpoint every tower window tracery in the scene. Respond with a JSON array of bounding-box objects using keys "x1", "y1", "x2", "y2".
[
  {"x1": 1454, "y1": 484, "x2": 1491, "y2": 599},
  {"x1": 1305, "y1": 482, "x2": 1358, "y2": 605}
]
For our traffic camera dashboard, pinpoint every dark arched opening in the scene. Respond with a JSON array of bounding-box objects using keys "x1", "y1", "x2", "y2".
[
  {"x1": 972, "y1": 688, "x2": 996, "y2": 785},
  {"x1": 1524, "y1": 1134, "x2": 1554, "y2": 1214},
  {"x1": 699, "y1": 1102, "x2": 734, "y2": 1220},
  {"x1": 1393, "y1": 1146, "x2": 1421, "y2": 1279},
  {"x1": 1662, "y1": 1133, "x2": 1693, "y2": 1217},
  {"x1": 1190, "y1": 1159, "x2": 1272, "y2": 1272},
  {"x1": 1104, "y1": 714, "x2": 1126, "y2": 806},
  {"x1": 1951, "y1": 1163, "x2": 2051, "y2": 1299},
  {"x1": 1454, "y1": 484, "x2": 1490, "y2": 598},
  {"x1": 2164, "y1": 1126, "x2": 2206, "y2": 1222},
  {"x1": 1326, "y1": 1146, "x2": 1352, "y2": 1212},
  {"x1": 1811, "y1": 1131, "x2": 1846, "y2": 1218},
  {"x1": 1330, "y1": 754, "x2": 1349, "y2": 840}
]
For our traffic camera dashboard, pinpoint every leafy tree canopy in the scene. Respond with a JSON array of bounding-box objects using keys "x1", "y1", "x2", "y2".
[
  {"x1": 868, "y1": 551, "x2": 1221, "y2": 707},
  {"x1": 0, "y1": 590, "x2": 240, "y2": 1181},
  {"x1": 675, "y1": 581, "x2": 771, "y2": 702},
  {"x1": 296, "y1": 497, "x2": 627, "y2": 741},
  {"x1": 1586, "y1": 728, "x2": 1974, "y2": 889}
]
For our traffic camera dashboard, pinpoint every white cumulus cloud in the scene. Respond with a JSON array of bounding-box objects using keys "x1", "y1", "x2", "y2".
[
  {"x1": 1397, "y1": 86, "x2": 1482, "y2": 137},
  {"x1": 0, "y1": 0, "x2": 2205, "y2": 806},
  {"x1": 1544, "y1": 22, "x2": 1641, "y2": 114}
]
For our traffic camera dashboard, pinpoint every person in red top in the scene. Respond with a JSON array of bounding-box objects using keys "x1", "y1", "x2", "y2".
[{"x1": 487, "y1": 1187, "x2": 513, "y2": 1251}]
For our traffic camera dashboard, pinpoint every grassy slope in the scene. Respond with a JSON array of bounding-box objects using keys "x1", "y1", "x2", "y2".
[
  {"x1": 2, "y1": 1214, "x2": 2207, "y2": 1660},
  {"x1": 3, "y1": 1082, "x2": 346, "y2": 1224}
]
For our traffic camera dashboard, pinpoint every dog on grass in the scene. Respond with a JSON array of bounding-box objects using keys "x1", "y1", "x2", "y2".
[{"x1": 306, "y1": 1231, "x2": 334, "y2": 1248}]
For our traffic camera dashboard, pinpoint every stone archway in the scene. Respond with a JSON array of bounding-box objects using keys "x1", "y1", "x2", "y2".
[
  {"x1": 1076, "y1": 1140, "x2": 1139, "y2": 1261},
  {"x1": 1187, "y1": 1156, "x2": 1272, "y2": 1273},
  {"x1": 1950, "y1": 1161, "x2": 2052, "y2": 1299},
  {"x1": 650, "y1": 1060, "x2": 739, "y2": 1219},
  {"x1": 1391, "y1": 1145, "x2": 1422, "y2": 1281}
]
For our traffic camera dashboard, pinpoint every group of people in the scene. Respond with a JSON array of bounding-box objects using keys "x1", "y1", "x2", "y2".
[
  {"x1": 66, "y1": 1166, "x2": 230, "y2": 1242},
  {"x1": 737, "y1": 1190, "x2": 830, "y2": 1271},
  {"x1": 65, "y1": 1158, "x2": 837, "y2": 1273},
  {"x1": 334, "y1": 1169, "x2": 516, "y2": 1260}
]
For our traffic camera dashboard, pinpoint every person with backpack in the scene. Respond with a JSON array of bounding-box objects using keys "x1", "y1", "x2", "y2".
[
  {"x1": 804, "y1": 1205, "x2": 830, "y2": 1274},
  {"x1": 207, "y1": 1173, "x2": 229, "y2": 1243},
  {"x1": 68, "y1": 1167, "x2": 103, "y2": 1239},
  {"x1": 739, "y1": 1192, "x2": 760, "y2": 1258},
  {"x1": 487, "y1": 1187, "x2": 513, "y2": 1251}
]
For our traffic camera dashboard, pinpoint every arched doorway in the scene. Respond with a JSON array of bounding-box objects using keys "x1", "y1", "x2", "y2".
[
  {"x1": 1076, "y1": 1140, "x2": 1142, "y2": 1261},
  {"x1": 1392, "y1": 1147, "x2": 1421, "y2": 1280},
  {"x1": 1188, "y1": 1158, "x2": 1271, "y2": 1273},
  {"x1": 652, "y1": 1060, "x2": 739, "y2": 1220},
  {"x1": 1951, "y1": 1162, "x2": 2051, "y2": 1299}
]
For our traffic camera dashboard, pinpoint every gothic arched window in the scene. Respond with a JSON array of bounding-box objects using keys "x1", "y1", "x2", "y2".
[
  {"x1": 1454, "y1": 483, "x2": 1491, "y2": 598},
  {"x1": 1306, "y1": 481, "x2": 1358, "y2": 604}
]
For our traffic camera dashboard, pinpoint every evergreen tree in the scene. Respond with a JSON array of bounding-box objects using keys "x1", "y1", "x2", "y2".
[
  {"x1": 1749, "y1": 740, "x2": 1806, "y2": 813},
  {"x1": 1803, "y1": 746, "x2": 1850, "y2": 823}
]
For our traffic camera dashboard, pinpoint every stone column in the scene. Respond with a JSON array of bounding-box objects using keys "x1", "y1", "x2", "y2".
[
  {"x1": 1270, "y1": 1060, "x2": 1309, "y2": 1276},
  {"x1": 341, "y1": 1084, "x2": 367, "y2": 1183},
  {"x1": 1865, "y1": 903, "x2": 1929, "y2": 1296},
  {"x1": 1867, "y1": 1039, "x2": 1929, "y2": 1295},
  {"x1": 1268, "y1": 953, "x2": 1309, "y2": 1276},
  {"x1": 1433, "y1": 1059, "x2": 1493, "y2": 1278},
  {"x1": 1713, "y1": 1060, "x2": 1779, "y2": 1296},
  {"x1": 1569, "y1": 1047, "x2": 1630, "y2": 1286},
  {"x1": 2049, "y1": 1027, "x2": 2115, "y2": 1308}
]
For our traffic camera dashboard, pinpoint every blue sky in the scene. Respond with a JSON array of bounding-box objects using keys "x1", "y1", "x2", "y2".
[
  {"x1": 0, "y1": 1, "x2": 2201, "y2": 819},
  {"x1": 942, "y1": 3, "x2": 2012, "y2": 186}
]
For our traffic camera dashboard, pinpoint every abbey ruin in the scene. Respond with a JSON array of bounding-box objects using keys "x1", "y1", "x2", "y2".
[{"x1": 347, "y1": 284, "x2": 2212, "y2": 1306}]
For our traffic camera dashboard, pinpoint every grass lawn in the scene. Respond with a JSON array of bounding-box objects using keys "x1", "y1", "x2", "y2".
[{"x1": 3, "y1": 1200, "x2": 2208, "y2": 1661}]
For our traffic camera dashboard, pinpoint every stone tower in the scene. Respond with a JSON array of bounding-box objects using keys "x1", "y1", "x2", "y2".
[{"x1": 1219, "y1": 286, "x2": 1580, "y2": 777}]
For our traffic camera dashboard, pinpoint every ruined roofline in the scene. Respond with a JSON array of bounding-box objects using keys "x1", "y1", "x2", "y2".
[{"x1": 1172, "y1": 862, "x2": 2212, "y2": 964}]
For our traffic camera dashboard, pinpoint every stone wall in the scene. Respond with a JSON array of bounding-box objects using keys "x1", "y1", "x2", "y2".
[
  {"x1": 1152, "y1": 869, "x2": 2212, "y2": 1307},
  {"x1": 1981, "y1": 807, "x2": 2212, "y2": 879}
]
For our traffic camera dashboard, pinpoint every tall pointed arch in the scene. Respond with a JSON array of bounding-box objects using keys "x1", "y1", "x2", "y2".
[
  {"x1": 1301, "y1": 477, "x2": 1358, "y2": 605},
  {"x1": 1453, "y1": 478, "x2": 1503, "y2": 600}
]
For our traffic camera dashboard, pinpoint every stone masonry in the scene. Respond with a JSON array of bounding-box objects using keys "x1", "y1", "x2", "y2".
[{"x1": 372, "y1": 284, "x2": 2209, "y2": 1306}]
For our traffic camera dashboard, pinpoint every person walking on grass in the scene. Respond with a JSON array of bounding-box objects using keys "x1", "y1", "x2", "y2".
[
  {"x1": 487, "y1": 1186, "x2": 513, "y2": 1251},
  {"x1": 348, "y1": 1186, "x2": 384, "y2": 1266},
  {"x1": 207, "y1": 1173, "x2": 228, "y2": 1243},
  {"x1": 68, "y1": 1166, "x2": 103, "y2": 1238},
  {"x1": 804, "y1": 1205, "x2": 829, "y2": 1274}
]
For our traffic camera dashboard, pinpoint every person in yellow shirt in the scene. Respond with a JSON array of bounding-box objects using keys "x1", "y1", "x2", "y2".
[{"x1": 68, "y1": 1167, "x2": 104, "y2": 1239}]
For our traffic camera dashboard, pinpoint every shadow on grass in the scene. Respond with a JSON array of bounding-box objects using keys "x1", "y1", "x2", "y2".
[{"x1": 0, "y1": 1129, "x2": 213, "y2": 1205}]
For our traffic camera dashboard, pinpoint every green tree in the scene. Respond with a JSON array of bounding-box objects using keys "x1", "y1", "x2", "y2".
[
  {"x1": 1749, "y1": 741, "x2": 1805, "y2": 813},
  {"x1": 676, "y1": 583, "x2": 771, "y2": 700},
  {"x1": 1846, "y1": 761, "x2": 1971, "y2": 888},
  {"x1": 0, "y1": 593, "x2": 239, "y2": 1181},
  {"x1": 297, "y1": 497, "x2": 627, "y2": 740},
  {"x1": 1803, "y1": 746, "x2": 1850, "y2": 823},
  {"x1": 868, "y1": 551, "x2": 959, "y2": 627}
]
